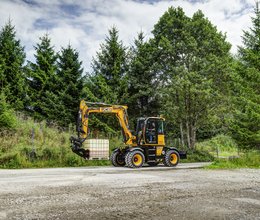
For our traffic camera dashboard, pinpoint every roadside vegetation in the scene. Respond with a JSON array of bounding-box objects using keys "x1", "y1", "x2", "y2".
[
  {"x1": 1, "y1": 114, "x2": 259, "y2": 169},
  {"x1": 0, "y1": 116, "x2": 113, "y2": 168},
  {"x1": 207, "y1": 153, "x2": 260, "y2": 169}
]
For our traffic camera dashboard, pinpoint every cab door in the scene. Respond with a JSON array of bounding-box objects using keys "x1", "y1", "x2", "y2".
[{"x1": 144, "y1": 118, "x2": 165, "y2": 146}]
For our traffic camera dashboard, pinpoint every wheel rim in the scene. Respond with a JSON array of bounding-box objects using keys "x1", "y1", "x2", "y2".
[
  {"x1": 133, "y1": 154, "x2": 142, "y2": 166},
  {"x1": 170, "y1": 153, "x2": 178, "y2": 164}
]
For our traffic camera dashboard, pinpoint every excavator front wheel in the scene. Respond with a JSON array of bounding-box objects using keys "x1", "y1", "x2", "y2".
[
  {"x1": 126, "y1": 150, "x2": 145, "y2": 168},
  {"x1": 163, "y1": 149, "x2": 180, "y2": 167},
  {"x1": 111, "y1": 150, "x2": 126, "y2": 167}
]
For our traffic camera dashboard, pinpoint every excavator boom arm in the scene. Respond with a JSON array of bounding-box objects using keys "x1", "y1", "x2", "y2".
[{"x1": 79, "y1": 100, "x2": 135, "y2": 144}]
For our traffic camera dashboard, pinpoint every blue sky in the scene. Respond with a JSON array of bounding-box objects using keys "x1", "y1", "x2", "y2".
[{"x1": 0, "y1": 0, "x2": 255, "y2": 72}]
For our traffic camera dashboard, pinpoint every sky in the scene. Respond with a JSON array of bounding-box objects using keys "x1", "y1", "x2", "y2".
[{"x1": 0, "y1": 0, "x2": 256, "y2": 73}]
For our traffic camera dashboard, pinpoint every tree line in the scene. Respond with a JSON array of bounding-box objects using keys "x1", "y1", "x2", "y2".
[{"x1": 0, "y1": 4, "x2": 259, "y2": 150}]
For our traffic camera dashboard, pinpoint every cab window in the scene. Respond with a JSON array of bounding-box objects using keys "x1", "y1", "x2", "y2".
[{"x1": 158, "y1": 120, "x2": 164, "y2": 134}]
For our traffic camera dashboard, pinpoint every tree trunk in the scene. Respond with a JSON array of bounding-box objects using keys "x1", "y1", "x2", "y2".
[
  {"x1": 186, "y1": 120, "x2": 191, "y2": 149},
  {"x1": 190, "y1": 125, "x2": 196, "y2": 149},
  {"x1": 180, "y1": 122, "x2": 185, "y2": 147}
]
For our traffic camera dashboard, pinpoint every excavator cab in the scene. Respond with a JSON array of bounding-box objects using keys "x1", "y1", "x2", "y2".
[
  {"x1": 143, "y1": 117, "x2": 165, "y2": 146},
  {"x1": 135, "y1": 117, "x2": 165, "y2": 146}
]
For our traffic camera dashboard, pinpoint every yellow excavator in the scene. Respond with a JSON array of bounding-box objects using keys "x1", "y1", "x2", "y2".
[{"x1": 70, "y1": 100, "x2": 186, "y2": 168}]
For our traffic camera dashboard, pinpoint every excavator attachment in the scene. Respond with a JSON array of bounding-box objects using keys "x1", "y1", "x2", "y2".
[{"x1": 70, "y1": 136, "x2": 89, "y2": 159}]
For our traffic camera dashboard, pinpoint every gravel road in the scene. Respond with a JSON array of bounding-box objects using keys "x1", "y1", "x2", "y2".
[{"x1": 0, "y1": 163, "x2": 259, "y2": 220}]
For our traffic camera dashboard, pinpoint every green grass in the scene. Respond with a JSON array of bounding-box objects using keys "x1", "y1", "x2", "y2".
[
  {"x1": 195, "y1": 134, "x2": 239, "y2": 158},
  {"x1": 207, "y1": 151, "x2": 260, "y2": 169},
  {"x1": 0, "y1": 116, "x2": 114, "y2": 168}
]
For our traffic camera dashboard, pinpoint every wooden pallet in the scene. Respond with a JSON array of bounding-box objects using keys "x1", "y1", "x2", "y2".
[{"x1": 89, "y1": 157, "x2": 109, "y2": 160}]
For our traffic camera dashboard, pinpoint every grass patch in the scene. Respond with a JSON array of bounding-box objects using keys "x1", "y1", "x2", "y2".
[
  {"x1": 0, "y1": 116, "x2": 113, "y2": 169},
  {"x1": 207, "y1": 151, "x2": 260, "y2": 169},
  {"x1": 196, "y1": 134, "x2": 239, "y2": 158}
]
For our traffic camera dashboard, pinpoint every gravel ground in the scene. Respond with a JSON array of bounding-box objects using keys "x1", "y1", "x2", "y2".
[{"x1": 0, "y1": 163, "x2": 259, "y2": 220}]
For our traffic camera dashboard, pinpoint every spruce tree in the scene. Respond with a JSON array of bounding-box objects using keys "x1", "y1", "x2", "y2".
[
  {"x1": 44, "y1": 44, "x2": 84, "y2": 126},
  {"x1": 91, "y1": 26, "x2": 128, "y2": 104},
  {"x1": 231, "y1": 2, "x2": 260, "y2": 149},
  {"x1": 26, "y1": 34, "x2": 57, "y2": 119},
  {"x1": 0, "y1": 20, "x2": 26, "y2": 109},
  {"x1": 87, "y1": 27, "x2": 129, "y2": 133},
  {"x1": 127, "y1": 32, "x2": 160, "y2": 123}
]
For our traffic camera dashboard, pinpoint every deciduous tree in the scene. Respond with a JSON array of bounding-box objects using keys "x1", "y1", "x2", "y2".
[{"x1": 152, "y1": 7, "x2": 232, "y2": 148}]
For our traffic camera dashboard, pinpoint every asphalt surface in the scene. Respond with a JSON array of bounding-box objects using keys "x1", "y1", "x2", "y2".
[{"x1": 0, "y1": 163, "x2": 259, "y2": 219}]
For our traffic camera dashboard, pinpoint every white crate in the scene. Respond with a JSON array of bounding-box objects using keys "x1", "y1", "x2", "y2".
[{"x1": 84, "y1": 139, "x2": 109, "y2": 160}]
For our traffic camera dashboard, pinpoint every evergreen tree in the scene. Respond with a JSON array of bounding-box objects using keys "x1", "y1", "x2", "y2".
[
  {"x1": 91, "y1": 26, "x2": 128, "y2": 104},
  {"x1": 0, "y1": 20, "x2": 26, "y2": 109},
  {"x1": 231, "y1": 2, "x2": 260, "y2": 149},
  {"x1": 43, "y1": 44, "x2": 84, "y2": 126},
  {"x1": 26, "y1": 34, "x2": 57, "y2": 119},
  {"x1": 82, "y1": 75, "x2": 118, "y2": 134},
  {"x1": 152, "y1": 7, "x2": 232, "y2": 148},
  {"x1": 87, "y1": 27, "x2": 129, "y2": 133},
  {"x1": 127, "y1": 32, "x2": 160, "y2": 124},
  {"x1": 0, "y1": 54, "x2": 4, "y2": 89}
]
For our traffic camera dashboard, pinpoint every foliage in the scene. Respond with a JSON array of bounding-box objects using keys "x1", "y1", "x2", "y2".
[
  {"x1": 183, "y1": 149, "x2": 214, "y2": 163},
  {"x1": 196, "y1": 134, "x2": 238, "y2": 155},
  {"x1": 208, "y1": 152, "x2": 260, "y2": 169},
  {"x1": 0, "y1": 20, "x2": 26, "y2": 109},
  {"x1": 91, "y1": 26, "x2": 128, "y2": 103},
  {"x1": 0, "y1": 115, "x2": 113, "y2": 168},
  {"x1": 43, "y1": 44, "x2": 84, "y2": 126},
  {"x1": 26, "y1": 34, "x2": 57, "y2": 120},
  {"x1": 127, "y1": 32, "x2": 160, "y2": 125},
  {"x1": 0, "y1": 93, "x2": 17, "y2": 130},
  {"x1": 86, "y1": 27, "x2": 129, "y2": 132},
  {"x1": 152, "y1": 7, "x2": 232, "y2": 149},
  {"x1": 230, "y1": 2, "x2": 260, "y2": 150}
]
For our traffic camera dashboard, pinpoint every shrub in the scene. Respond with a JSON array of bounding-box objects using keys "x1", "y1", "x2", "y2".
[
  {"x1": 0, "y1": 152, "x2": 21, "y2": 168},
  {"x1": 184, "y1": 149, "x2": 215, "y2": 162},
  {"x1": 0, "y1": 93, "x2": 17, "y2": 130}
]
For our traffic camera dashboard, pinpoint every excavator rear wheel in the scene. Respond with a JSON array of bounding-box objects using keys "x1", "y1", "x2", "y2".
[
  {"x1": 111, "y1": 150, "x2": 126, "y2": 167},
  {"x1": 163, "y1": 149, "x2": 180, "y2": 167},
  {"x1": 125, "y1": 150, "x2": 145, "y2": 168}
]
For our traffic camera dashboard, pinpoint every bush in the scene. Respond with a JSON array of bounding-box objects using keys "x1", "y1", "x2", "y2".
[
  {"x1": 183, "y1": 149, "x2": 215, "y2": 162},
  {"x1": 195, "y1": 134, "x2": 238, "y2": 157},
  {"x1": 0, "y1": 93, "x2": 17, "y2": 130},
  {"x1": 0, "y1": 152, "x2": 21, "y2": 168}
]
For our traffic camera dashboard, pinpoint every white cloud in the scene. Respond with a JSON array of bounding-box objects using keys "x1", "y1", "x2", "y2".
[{"x1": 0, "y1": 0, "x2": 255, "y2": 73}]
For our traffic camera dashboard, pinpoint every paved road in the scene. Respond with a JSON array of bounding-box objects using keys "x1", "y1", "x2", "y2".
[{"x1": 0, "y1": 163, "x2": 259, "y2": 220}]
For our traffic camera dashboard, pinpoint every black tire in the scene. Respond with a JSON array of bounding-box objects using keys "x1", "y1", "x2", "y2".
[
  {"x1": 110, "y1": 150, "x2": 126, "y2": 167},
  {"x1": 147, "y1": 162, "x2": 159, "y2": 166},
  {"x1": 125, "y1": 150, "x2": 145, "y2": 168},
  {"x1": 163, "y1": 149, "x2": 180, "y2": 167}
]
